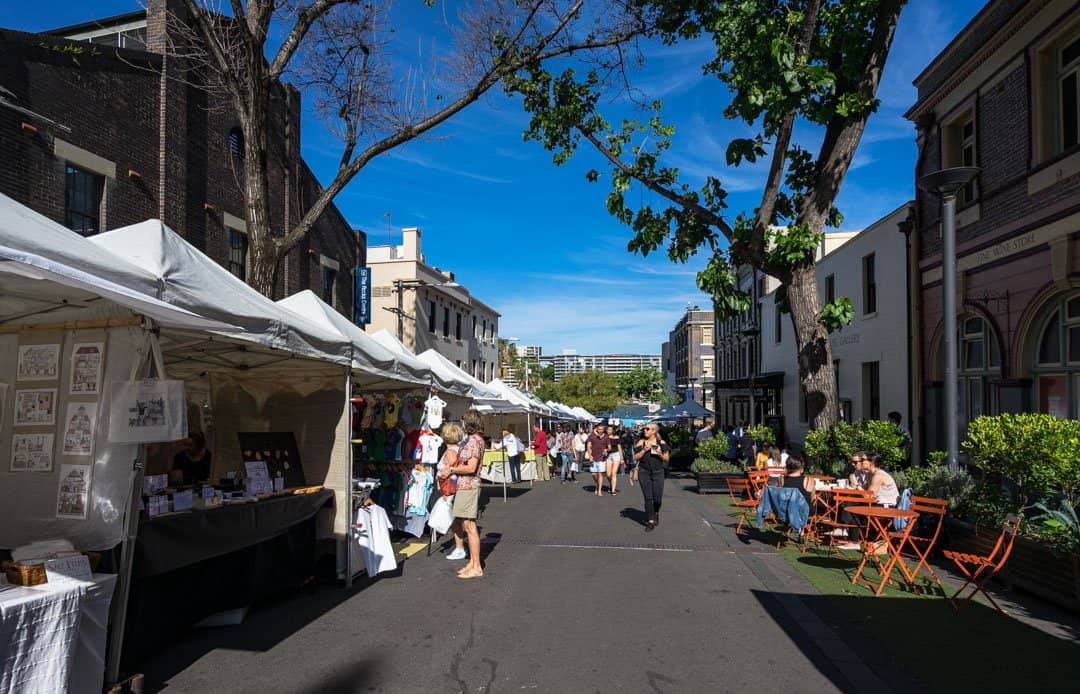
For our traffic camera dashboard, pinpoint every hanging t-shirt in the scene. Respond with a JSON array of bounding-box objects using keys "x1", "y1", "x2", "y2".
[
  {"x1": 407, "y1": 468, "x2": 433, "y2": 515},
  {"x1": 387, "y1": 428, "x2": 406, "y2": 461},
  {"x1": 419, "y1": 433, "x2": 443, "y2": 464},
  {"x1": 424, "y1": 396, "x2": 447, "y2": 429},
  {"x1": 360, "y1": 396, "x2": 374, "y2": 428},
  {"x1": 370, "y1": 429, "x2": 387, "y2": 462},
  {"x1": 372, "y1": 396, "x2": 386, "y2": 428},
  {"x1": 385, "y1": 394, "x2": 402, "y2": 428},
  {"x1": 355, "y1": 503, "x2": 397, "y2": 576},
  {"x1": 402, "y1": 429, "x2": 422, "y2": 461}
]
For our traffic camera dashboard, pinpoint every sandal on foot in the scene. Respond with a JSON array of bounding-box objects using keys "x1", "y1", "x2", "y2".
[{"x1": 457, "y1": 569, "x2": 484, "y2": 580}]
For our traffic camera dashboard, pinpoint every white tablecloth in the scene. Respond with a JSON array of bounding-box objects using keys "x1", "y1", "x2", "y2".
[{"x1": 0, "y1": 573, "x2": 117, "y2": 694}]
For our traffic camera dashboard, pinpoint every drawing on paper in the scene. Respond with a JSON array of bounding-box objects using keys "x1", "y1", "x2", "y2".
[
  {"x1": 11, "y1": 433, "x2": 54, "y2": 472},
  {"x1": 70, "y1": 343, "x2": 104, "y2": 395},
  {"x1": 14, "y1": 388, "x2": 57, "y2": 426},
  {"x1": 17, "y1": 344, "x2": 60, "y2": 381},
  {"x1": 128, "y1": 395, "x2": 166, "y2": 429},
  {"x1": 56, "y1": 463, "x2": 92, "y2": 519},
  {"x1": 62, "y1": 402, "x2": 98, "y2": 456}
]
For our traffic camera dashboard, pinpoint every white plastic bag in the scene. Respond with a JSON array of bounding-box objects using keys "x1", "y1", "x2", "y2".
[{"x1": 428, "y1": 495, "x2": 454, "y2": 535}]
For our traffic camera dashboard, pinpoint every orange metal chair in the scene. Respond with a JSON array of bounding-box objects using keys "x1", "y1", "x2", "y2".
[
  {"x1": 725, "y1": 478, "x2": 759, "y2": 535},
  {"x1": 815, "y1": 488, "x2": 875, "y2": 553},
  {"x1": 943, "y1": 514, "x2": 1022, "y2": 614},
  {"x1": 889, "y1": 495, "x2": 947, "y2": 589},
  {"x1": 747, "y1": 470, "x2": 771, "y2": 497}
]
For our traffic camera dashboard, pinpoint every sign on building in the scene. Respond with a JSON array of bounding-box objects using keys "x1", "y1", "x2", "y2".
[{"x1": 355, "y1": 267, "x2": 371, "y2": 325}]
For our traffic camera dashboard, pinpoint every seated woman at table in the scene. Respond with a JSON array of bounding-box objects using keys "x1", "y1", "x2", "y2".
[
  {"x1": 861, "y1": 454, "x2": 899, "y2": 507},
  {"x1": 781, "y1": 454, "x2": 814, "y2": 504},
  {"x1": 171, "y1": 431, "x2": 212, "y2": 486},
  {"x1": 847, "y1": 451, "x2": 870, "y2": 488}
]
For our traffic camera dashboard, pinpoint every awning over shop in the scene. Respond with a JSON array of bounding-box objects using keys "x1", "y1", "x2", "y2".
[
  {"x1": 651, "y1": 398, "x2": 714, "y2": 420},
  {"x1": 714, "y1": 371, "x2": 786, "y2": 391}
]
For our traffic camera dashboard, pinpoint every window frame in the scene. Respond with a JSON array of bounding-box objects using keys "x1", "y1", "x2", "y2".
[
  {"x1": 428, "y1": 299, "x2": 436, "y2": 333},
  {"x1": 321, "y1": 265, "x2": 337, "y2": 306},
  {"x1": 862, "y1": 253, "x2": 877, "y2": 315},
  {"x1": 226, "y1": 228, "x2": 249, "y2": 282},
  {"x1": 64, "y1": 165, "x2": 104, "y2": 237},
  {"x1": 442, "y1": 306, "x2": 450, "y2": 337}
]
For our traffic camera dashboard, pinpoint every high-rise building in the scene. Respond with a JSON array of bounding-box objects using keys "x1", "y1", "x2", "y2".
[{"x1": 547, "y1": 352, "x2": 661, "y2": 381}]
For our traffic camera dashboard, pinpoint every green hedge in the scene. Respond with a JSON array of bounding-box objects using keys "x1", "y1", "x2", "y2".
[
  {"x1": 963, "y1": 413, "x2": 1080, "y2": 504},
  {"x1": 803, "y1": 419, "x2": 908, "y2": 471}
]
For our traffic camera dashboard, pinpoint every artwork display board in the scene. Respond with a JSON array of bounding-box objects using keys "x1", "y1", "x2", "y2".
[{"x1": 236, "y1": 432, "x2": 306, "y2": 488}]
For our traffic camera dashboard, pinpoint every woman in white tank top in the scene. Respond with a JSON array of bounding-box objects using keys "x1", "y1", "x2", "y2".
[{"x1": 863, "y1": 454, "x2": 899, "y2": 506}]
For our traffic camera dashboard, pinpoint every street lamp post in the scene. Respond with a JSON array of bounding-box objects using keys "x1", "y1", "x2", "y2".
[{"x1": 917, "y1": 166, "x2": 980, "y2": 472}]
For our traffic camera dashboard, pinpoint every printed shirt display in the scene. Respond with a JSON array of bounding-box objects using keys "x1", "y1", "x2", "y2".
[
  {"x1": 455, "y1": 433, "x2": 485, "y2": 491},
  {"x1": 406, "y1": 468, "x2": 433, "y2": 516},
  {"x1": 355, "y1": 503, "x2": 397, "y2": 576},
  {"x1": 424, "y1": 396, "x2": 446, "y2": 429},
  {"x1": 419, "y1": 433, "x2": 443, "y2": 464},
  {"x1": 384, "y1": 394, "x2": 402, "y2": 427}
]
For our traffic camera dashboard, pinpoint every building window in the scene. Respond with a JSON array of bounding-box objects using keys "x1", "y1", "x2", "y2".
[
  {"x1": 428, "y1": 300, "x2": 436, "y2": 333},
  {"x1": 65, "y1": 165, "x2": 103, "y2": 236},
  {"x1": 702, "y1": 357, "x2": 713, "y2": 377},
  {"x1": 942, "y1": 112, "x2": 978, "y2": 205},
  {"x1": 442, "y1": 307, "x2": 450, "y2": 337},
  {"x1": 862, "y1": 361, "x2": 880, "y2": 420},
  {"x1": 482, "y1": 319, "x2": 487, "y2": 342},
  {"x1": 322, "y1": 266, "x2": 337, "y2": 305},
  {"x1": 227, "y1": 229, "x2": 248, "y2": 281},
  {"x1": 774, "y1": 304, "x2": 782, "y2": 344},
  {"x1": 862, "y1": 253, "x2": 876, "y2": 314},
  {"x1": 455, "y1": 312, "x2": 462, "y2": 340},
  {"x1": 1033, "y1": 295, "x2": 1080, "y2": 417},
  {"x1": 473, "y1": 316, "x2": 478, "y2": 338},
  {"x1": 472, "y1": 360, "x2": 478, "y2": 378},
  {"x1": 702, "y1": 325, "x2": 713, "y2": 344},
  {"x1": 825, "y1": 274, "x2": 835, "y2": 305},
  {"x1": 229, "y1": 127, "x2": 245, "y2": 161},
  {"x1": 1059, "y1": 36, "x2": 1080, "y2": 153}
]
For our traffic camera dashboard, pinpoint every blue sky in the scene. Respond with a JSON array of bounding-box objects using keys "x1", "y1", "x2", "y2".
[{"x1": 2, "y1": 1, "x2": 988, "y2": 355}]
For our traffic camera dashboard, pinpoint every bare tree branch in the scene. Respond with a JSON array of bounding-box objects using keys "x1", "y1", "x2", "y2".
[{"x1": 268, "y1": 0, "x2": 346, "y2": 80}]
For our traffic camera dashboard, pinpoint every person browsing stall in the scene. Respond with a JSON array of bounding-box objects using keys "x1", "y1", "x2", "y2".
[{"x1": 633, "y1": 424, "x2": 670, "y2": 531}]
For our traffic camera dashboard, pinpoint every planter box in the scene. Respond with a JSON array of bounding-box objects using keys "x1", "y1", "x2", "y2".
[
  {"x1": 696, "y1": 472, "x2": 741, "y2": 495},
  {"x1": 945, "y1": 518, "x2": 1080, "y2": 613}
]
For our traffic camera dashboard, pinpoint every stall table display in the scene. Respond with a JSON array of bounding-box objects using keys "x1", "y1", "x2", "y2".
[
  {"x1": 481, "y1": 449, "x2": 537, "y2": 483},
  {"x1": 120, "y1": 489, "x2": 332, "y2": 670},
  {"x1": 0, "y1": 573, "x2": 117, "y2": 694}
]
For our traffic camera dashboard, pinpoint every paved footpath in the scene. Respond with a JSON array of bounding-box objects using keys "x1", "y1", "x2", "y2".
[{"x1": 142, "y1": 475, "x2": 905, "y2": 693}]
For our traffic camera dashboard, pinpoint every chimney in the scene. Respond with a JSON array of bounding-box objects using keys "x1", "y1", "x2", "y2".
[{"x1": 402, "y1": 227, "x2": 421, "y2": 261}]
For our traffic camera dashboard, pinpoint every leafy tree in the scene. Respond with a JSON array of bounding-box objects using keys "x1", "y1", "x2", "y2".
[
  {"x1": 506, "y1": 0, "x2": 906, "y2": 430},
  {"x1": 174, "y1": 0, "x2": 645, "y2": 295},
  {"x1": 617, "y1": 367, "x2": 667, "y2": 400},
  {"x1": 542, "y1": 370, "x2": 621, "y2": 413}
]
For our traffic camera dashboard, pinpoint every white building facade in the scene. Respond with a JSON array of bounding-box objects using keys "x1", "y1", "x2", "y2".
[
  {"x1": 547, "y1": 351, "x2": 661, "y2": 381},
  {"x1": 758, "y1": 204, "x2": 914, "y2": 444},
  {"x1": 365, "y1": 227, "x2": 500, "y2": 381}
]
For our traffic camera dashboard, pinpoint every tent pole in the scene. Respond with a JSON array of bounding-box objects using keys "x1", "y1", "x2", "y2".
[
  {"x1": 501, "y1": 413, "x2": 507, "y2": 503},
  {"x1": 345, "y1": 364, "x2": 354, "y2": 589},
  {"x1": 104, "y1": 448, "x2": 145, "y2": 685}
]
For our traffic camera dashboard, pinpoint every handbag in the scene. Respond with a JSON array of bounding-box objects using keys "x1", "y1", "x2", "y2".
[
  {"x1": 570, "y1": 462, "x2": 580, "y2": 473},
  {"x1": 429, "y1": 496, "x2": 454, "y2": 534},
  {"x1": 439, "y1": 474, "x2": 457, "y2": 497}
]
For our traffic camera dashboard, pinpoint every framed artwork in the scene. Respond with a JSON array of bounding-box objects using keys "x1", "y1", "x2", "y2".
[
  {"x1": 14, "y1": 388, "x2": 57, "y2": 427},
  {"x1": 17, "y1": 344, "x2": 60, "y2": 381}
]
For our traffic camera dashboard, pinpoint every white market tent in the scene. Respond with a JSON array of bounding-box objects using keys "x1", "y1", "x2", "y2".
[
  {"x1": 572, "y1": 406, "x2": 601, "y2": 422},
  {"x1": 276, "y1": 292, "x2": 443, "y2": 391},
  {"x1": 416, "y1": 349, "x2": 504, "y2": 401},
  {"x1": 486, "y1": 379, "x2": 543, "y2": 414},
  {"x1": 367, "y1": 329, "x2": 471, "y2": 397}
]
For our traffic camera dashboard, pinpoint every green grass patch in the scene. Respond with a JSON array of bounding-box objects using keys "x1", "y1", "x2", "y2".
[{"x1": 713, "y1": 495, "x2": 1080, "y2": 692}]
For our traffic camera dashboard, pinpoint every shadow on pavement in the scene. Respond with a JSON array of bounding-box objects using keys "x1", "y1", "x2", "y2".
[
  {"x1": 619, "y1": 506, "x2": 648, "y2": 527},
  {"x1": 139, "y1": 577, "x2": 389, "y2": 692}
]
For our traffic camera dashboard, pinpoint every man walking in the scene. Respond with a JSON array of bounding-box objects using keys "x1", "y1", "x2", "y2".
[{"x1": 586, "y1": 423, "x2": 612, "y2": 497}]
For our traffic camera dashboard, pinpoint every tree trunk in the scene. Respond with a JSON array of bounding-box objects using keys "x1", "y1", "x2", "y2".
[
  {"x1": 240, "y1": 75, "x2": 280, "y2": 298},
  {"x1": 785, "y1": 264, "x2": 838, "y2": 430}
]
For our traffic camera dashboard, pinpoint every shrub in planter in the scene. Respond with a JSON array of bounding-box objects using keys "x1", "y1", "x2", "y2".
[
  {"x1": 1031, "y1": 499, "x2": 1080, "y2": 555},
  {"x1": 963, "y1": 413, "x2": 1080, "y2": 504},
  {"x1": 803, "y1": 419, "x2": 907, "y2": 471},
  {"x1": 852, "y1": 419, "x2": 907, "y2": 469},
  {"x1": 695, "y1": 436, "x2": 730, "y2": 462},
  {"x1": 746, "y1": 424, "x2": 777, "y2": 448},
  {"x1": 690, "y1": 458, "x2": 742, "y2": 474}
]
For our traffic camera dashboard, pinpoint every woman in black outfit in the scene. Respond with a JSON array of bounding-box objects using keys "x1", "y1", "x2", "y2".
[{"x1": 633, "y1": 424, "x2": 670, "y2": 531}]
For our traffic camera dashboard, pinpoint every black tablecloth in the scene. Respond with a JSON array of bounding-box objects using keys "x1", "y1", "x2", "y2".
[
  {"x1": 133, "y1": 490, "x2": 334, "y2": 578},
  {"x1": 121, "y1": 491, "x2": 334, "y2": 671}
]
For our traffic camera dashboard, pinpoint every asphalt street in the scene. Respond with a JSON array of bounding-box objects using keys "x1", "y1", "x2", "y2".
[{"x1": 140, "y1": 474, "x2": 900, "y2": 693}]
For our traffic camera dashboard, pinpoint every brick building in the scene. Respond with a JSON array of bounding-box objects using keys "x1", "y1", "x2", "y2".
[
  {"x1": 668, "y1": 307, "x2": 715, "y2": 407},
  {"x1": 0, "y1": 1, "x2": 361, "y2": 315},
  {"x1": 908, "y1": 0, "x2": 1080, "y2": 454}
]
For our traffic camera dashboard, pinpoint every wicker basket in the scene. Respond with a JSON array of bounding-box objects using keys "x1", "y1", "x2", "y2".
[
  {"x1": 2, "y1": 561, "x2": 47, "y2": 586},
  {"x1": 2, "y1": 552, "x2": 102, "y2": 586}
]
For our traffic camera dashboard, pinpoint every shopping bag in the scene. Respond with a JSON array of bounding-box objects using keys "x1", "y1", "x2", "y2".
[
  {"x1": 570, "y1": 462, "x2": 580, "y2": 473},
  {"x1": 107, "y1": 379, "x2": 187, "y2": 443},
  {"x1": 429, "y1": 496, "x2": 454, "y2": 534}
]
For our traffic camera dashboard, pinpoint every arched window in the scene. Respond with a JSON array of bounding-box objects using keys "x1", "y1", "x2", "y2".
[
  {"x1": 1031, "y1": 294, "x2": 1080, "y2": 418},
  {"x1": 228, "y1": 127, "x2": 245, "y2": 161},
  {"x1": 958, "y1": 316, "x2": 1001, "y2": 432}
]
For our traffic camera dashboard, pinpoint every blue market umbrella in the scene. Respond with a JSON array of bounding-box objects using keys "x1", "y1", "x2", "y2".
[{"x1": 650, "y1": 399, "x2": 714, "y2": 421}]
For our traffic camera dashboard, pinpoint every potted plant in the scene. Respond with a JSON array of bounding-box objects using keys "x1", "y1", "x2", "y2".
[{"x1": 690, "y1": 457, "x2": 741, "y2": 494}]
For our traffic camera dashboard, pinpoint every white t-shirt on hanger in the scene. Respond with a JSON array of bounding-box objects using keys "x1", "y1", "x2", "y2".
[
  {"x1": 419, "y1": 433, "x2": 443, "y2": 464},
  {"x1": 424, "y1": 395, "x2": 447, "y2": 428},
  {"x1": 354, "y1": 503, "x2": 397, "y2": 577}
]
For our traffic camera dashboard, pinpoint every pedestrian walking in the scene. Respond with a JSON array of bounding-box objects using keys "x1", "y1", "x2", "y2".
[
  {"x1": 633, "y1": 423, "x2": 670, "y2": 531},
  {"x1": 444, "y1": 412, "x2": 485, "y2": 578},
  {"x1": 531, "y1": 423, "x2": 550, "y2": 481},
  {"x1": 620, "y1": 427, "x2": 637, "y2": 486},
  {"x1": 605, "y1": 426, "x2": 622, "y2": 497},
  {"x1": 557, "y1": 424, "x2": 576, "y2": 483},
  {"x1": 586, "y1": 423, "x2": 612, "y2": 497},
  {"x1": 548, "y1": 427, "x2": 561, "y2": 480},
  {"x1": 573, "y1": 425, "x2": 588, "y2": 482}
]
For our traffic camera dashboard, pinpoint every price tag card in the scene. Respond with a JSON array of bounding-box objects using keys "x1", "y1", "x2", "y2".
[
  {"x1": 45, "y1": 555, "x2": 93, "y2": 583},
  {"x1": 173, "y1": 489, "x2": 193, "y2": 511}
]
